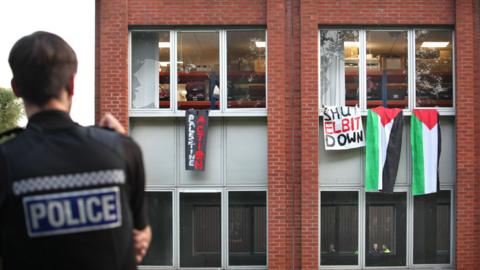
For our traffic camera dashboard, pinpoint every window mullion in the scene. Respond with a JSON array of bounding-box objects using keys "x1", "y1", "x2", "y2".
[
  {"x1": 220, "y1": 30, "x2": 228, "y2": 112},
  {"x1": 408, "y1": 29, "x2": 415, "y2": 111},
  {"x1": 359, "y1": 30, "x2": 367, "y2": 112},
  {"x1": 172, "y1": 30, "x2": 178, "y2": 112},
  {"x1": 222, "y1": 190, "x2": 228, "y2": 268},
  {"x1": 359, "y1": 188, "x2": 366, "y2": 268}
]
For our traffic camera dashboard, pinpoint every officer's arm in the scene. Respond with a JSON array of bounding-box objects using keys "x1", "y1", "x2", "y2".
[
  {"x1": 124, "y1": 138, "x2": 151, "y2": 263},
  {"x1": 125, "y1": 139, "x2": 148, "y2": 229},
  {"x1": 0, "y1": 148, "x2": 7, "y2": 265},
  {"x1": 0, "y1": 148, "x2": 7, "y2": 212}
]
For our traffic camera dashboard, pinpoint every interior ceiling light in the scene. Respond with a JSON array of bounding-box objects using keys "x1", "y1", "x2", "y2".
[
  {"x1": 344, "y1": 41, "x2": 360, "y2": 47},
  {"x1": 420, "y1": 42, "x2": 449, "y2": 48},
  {"x1": 255, "y1": 41, "x2": 266, "y2": 48},
  {"x1": 158, "y1": 42, "x2": 171, "y2": 48}
]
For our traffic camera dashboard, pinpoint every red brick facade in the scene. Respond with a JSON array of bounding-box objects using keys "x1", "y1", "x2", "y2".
[{"x1": 96, "y1": 0, "x2": 480, "y2": 269}]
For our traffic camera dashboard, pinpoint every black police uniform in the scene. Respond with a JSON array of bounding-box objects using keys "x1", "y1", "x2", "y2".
[{"x1": 0, "y1": 110, "x2": 147, "y2": 270}]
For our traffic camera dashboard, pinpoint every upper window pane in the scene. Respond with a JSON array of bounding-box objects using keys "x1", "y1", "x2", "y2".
[
  {"x1": 414, "y1": 191, "x2": 451, "y2": 264},
  {"x1": 227, "y1": 30, "x2": 266, "y2": 109},
  {"x1": 366, "y1": 31, "x2": 408, "y2": 109},
  {"x1": 320, "y1": 191, "x2": 358, "y2": 266},
  {"x1": 131, "y1": 31, "x2": 170, "y2": 109},
  {"x1": 177, "y1": 32, "x2": 220, "y2": 110},
  {"x1": 229, "y1": 191, "x2": 267, "y2": 266},
  {"x1": 143, "y1": 192, "x2": 173, "y2": 266},
  {"x1": 415, "y1": 30, "x2": 453, "y2": 107},
  {"x1": 320, "y1": 30, "x2": 359, "y2": 107},
  {"x1": 366, "y1": 192, "x2": 407, "y2": 267}
]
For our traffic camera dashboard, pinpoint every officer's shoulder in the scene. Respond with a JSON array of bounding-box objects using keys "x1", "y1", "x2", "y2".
[{"x1": 0, "y1": 127, "x2": 24, "y2": 144}]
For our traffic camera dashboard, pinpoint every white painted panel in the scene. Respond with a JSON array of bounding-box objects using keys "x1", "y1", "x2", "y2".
[
  {"x1": 439, "y1": 117, "x2": 455, "y2": 184},
  {"x1": 319, "y1": 122, "x2": 362, "y2": 185},
  {"x1": 130, "y1": 118, "x2": 176, "y2": 185},
  {"x1": 179, "y1": 118, "x2": 223, "y2": 185},
  {"x1": 226, "y1": 118, "x2": 267, "y2": 185}
]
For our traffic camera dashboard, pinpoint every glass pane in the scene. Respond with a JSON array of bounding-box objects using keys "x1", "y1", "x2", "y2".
[
  {"x1": 143, "y1": 192, "x2": 173, "y2": 265},
  {"x1": 415, "y1": 30, "x2": 453, "y2": 107},
  {"x1": 131, "y1": 31, "x2": 170, "y2": 109},
  {"x1": 229, "y1": 191, "x2": 267, "y2": 266},
  {"x1": 227, "y1": 30, "x2": 266, "y2": 109},
  {"x1": 320, "y1": 192, "x2": 358, "y2": 266},
  {"x1": 366, "y1": 192, "x2": 406, "y2": 266},
  {"x1": 320, "y1": 30, "x2": 359, "y2": 106},
  {"x1": 177, "y1": 32, "x2": 220, "y2": 110},
  {"x1": 180, "y1": 193, "x2": 221, "y2": 267},
  {"x1": 414, "y1": 191, "x2": 451, "y2": 264},
  {"x1": 366, "y1": 31, "x2": 408, "y2": 109}
]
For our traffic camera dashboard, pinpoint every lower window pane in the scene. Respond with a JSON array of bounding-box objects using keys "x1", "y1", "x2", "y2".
[
  {"x1": 414, "y1": 191, "x2": 451, "y2": 264},
  {"x1": 320, "y1": 191, "x2": 358, "y2": 265},
  {"x1": 366, "y1": 192, "x2": 406, "y2": 266},
  {"x1": 180, "y1": 193, "x2": 221, "y2": 267},
  {"x1": 229, "y1": 191, "x2": 267, "y2": 266},
  {"x1": 143, "y1": 192, "x2": 173, "y2": 266}
]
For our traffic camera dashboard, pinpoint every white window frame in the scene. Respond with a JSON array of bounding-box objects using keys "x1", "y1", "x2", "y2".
[
  {"x1": 318, "y1": 28, "x2": 455, "y2": 116},
  {"x1": 129, "y1": 29, "x2": 268, "y2": 118},
  {"x1": 319, "y1": 186, "x2": 455, "y2": 269},
  {"x1": 140, "y1": 187, "x2": 268, "y2": 270}
]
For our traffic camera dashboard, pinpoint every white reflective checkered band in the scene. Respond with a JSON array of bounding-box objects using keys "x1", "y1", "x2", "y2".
[{"x1": 13, "y1": 169, "x2": 125, "y2": 196}]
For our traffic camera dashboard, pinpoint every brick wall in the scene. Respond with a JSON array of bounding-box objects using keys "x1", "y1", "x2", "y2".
[
  {"x1": 455, "y1": 0, "x2": 480, "y2": 268},
  {"x1": 128, "y1": 0, "x2": 266, "y2": 25},
  {"x1": 300, "y1": 0, "x2": 319, "y2": 269},
  {"x1": 96, "y1": 0, "x2": 129, "y2": 128},
  {"x1": 96, "y1": 0, "x2": 480, "y2": 268},
  {"x1": 316, "y1": 0, "x2": 454, "y2": 25}
]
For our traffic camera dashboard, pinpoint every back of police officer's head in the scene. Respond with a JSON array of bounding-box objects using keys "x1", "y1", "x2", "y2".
[{"x1": 8, "y1": 31, "x2": 77, "y2": 107}]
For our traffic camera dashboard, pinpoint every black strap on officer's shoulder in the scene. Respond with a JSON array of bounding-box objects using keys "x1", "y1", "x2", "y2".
[
  {"x1": 84, "y1": 126, "x2": 125, "y2": 157},
  {"x1": 0, "y1": 127, "x2": 24, "y2": 144}
]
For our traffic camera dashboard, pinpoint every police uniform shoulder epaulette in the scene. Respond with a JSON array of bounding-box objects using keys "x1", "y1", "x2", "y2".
[{"x1": 0, "y1": 127, "x2": 24, "y2": 144}]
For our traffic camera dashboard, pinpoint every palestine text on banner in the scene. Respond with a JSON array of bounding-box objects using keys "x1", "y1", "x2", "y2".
[
  {"x1": 185, "y1": 109, "x2": 209, "y2": 171},
  {"x1": 323, "y1": 106, "x2": 365, "y2": 150},
  {"x1": 365, "y1": 106, "x2": 403, "y2": 193},
  {"x1": 411, "y1": 109, "x2": 441, "y2": 196}
]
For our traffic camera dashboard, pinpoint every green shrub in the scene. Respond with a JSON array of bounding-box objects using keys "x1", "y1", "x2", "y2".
[{"x1": 0, "y1": 87, "x2": 23, "y2": 134}]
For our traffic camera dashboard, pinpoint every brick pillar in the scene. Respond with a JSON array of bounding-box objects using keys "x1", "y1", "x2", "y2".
[
  {"x1": 267, "y1": 0, "x2": 298, "y2": 269},
  {"x1": 455, "y1": 0, "x2": 480, "y2": 268},
  {"x1": 300, "y1": 0, "x2": 319, "y2": 269},
  {"x1": 95, "y1": 0, "x2": 129, "y2": 129}
]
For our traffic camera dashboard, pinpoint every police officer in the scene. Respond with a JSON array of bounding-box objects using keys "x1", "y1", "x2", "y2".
[{"x1": 0, "y1": 31, "x2": 150, "y2": 270}]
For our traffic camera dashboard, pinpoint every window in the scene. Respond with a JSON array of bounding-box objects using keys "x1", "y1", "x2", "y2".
[
  {"x1": 177, "y1": 32, "x2": 220, "y2": 110},
  {"x1": 229, "y1": 191, "x2": 267, "y2": 266},
  {"x1": 318, "y1": 119, "x2": 455, "y2": 268},
  {"x1": 415, "y1": 30, "x2": 453, "y2": 107},
  {"x1": 413, "y1": 191, "x2": 451, "y2": 264},
  {"x1": 319, "y1": 28, "x2": 454, "y2": 113},
  {"x1": 366, "y1": 193, "x2": 407, "y2": 267},
  {"x1": 130, "y1": 29, "x2": 267, "y2": 115},
  {"x1": 131, "y1": 31, "x2": 170, "y2": 109},
  {"x1": 366, "y1": 30, "x2": 408, "y2": 109},
  {"x1": 320, "y1": 192, "x2": 358, "y2": 266},
  {"x1": 132, "y1": 117, "x2": 268, "y2": 268},
  {"x1": 180, "y1": 192, "x2": 221, "y2": 268},
  {"x1": 227, "y1": 30, "x2": 267, "y2": 109},
  {"x1": 143, "y1": 192, "x2": 173, "y2": 266},
  {"x1": 320, "y1": 30, "x2": 359, "y2": 106}
]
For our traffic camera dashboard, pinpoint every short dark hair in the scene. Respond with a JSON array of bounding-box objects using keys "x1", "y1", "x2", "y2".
[{"x1": 8, "y1": 31, "x2": 78, "y2": 106}]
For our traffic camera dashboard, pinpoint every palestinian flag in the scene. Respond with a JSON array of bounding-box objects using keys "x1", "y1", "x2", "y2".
[
  {"x1": 365, "y1": 107, "x2": 403, "y2": 193},
  {"x1": 411, "y1": 109, "x2": 441, "y2": 196}
]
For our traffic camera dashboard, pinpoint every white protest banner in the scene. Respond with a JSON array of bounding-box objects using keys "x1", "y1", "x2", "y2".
[{"x1": 323, "y1": 106, "x2": 365, "y2": 150}]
